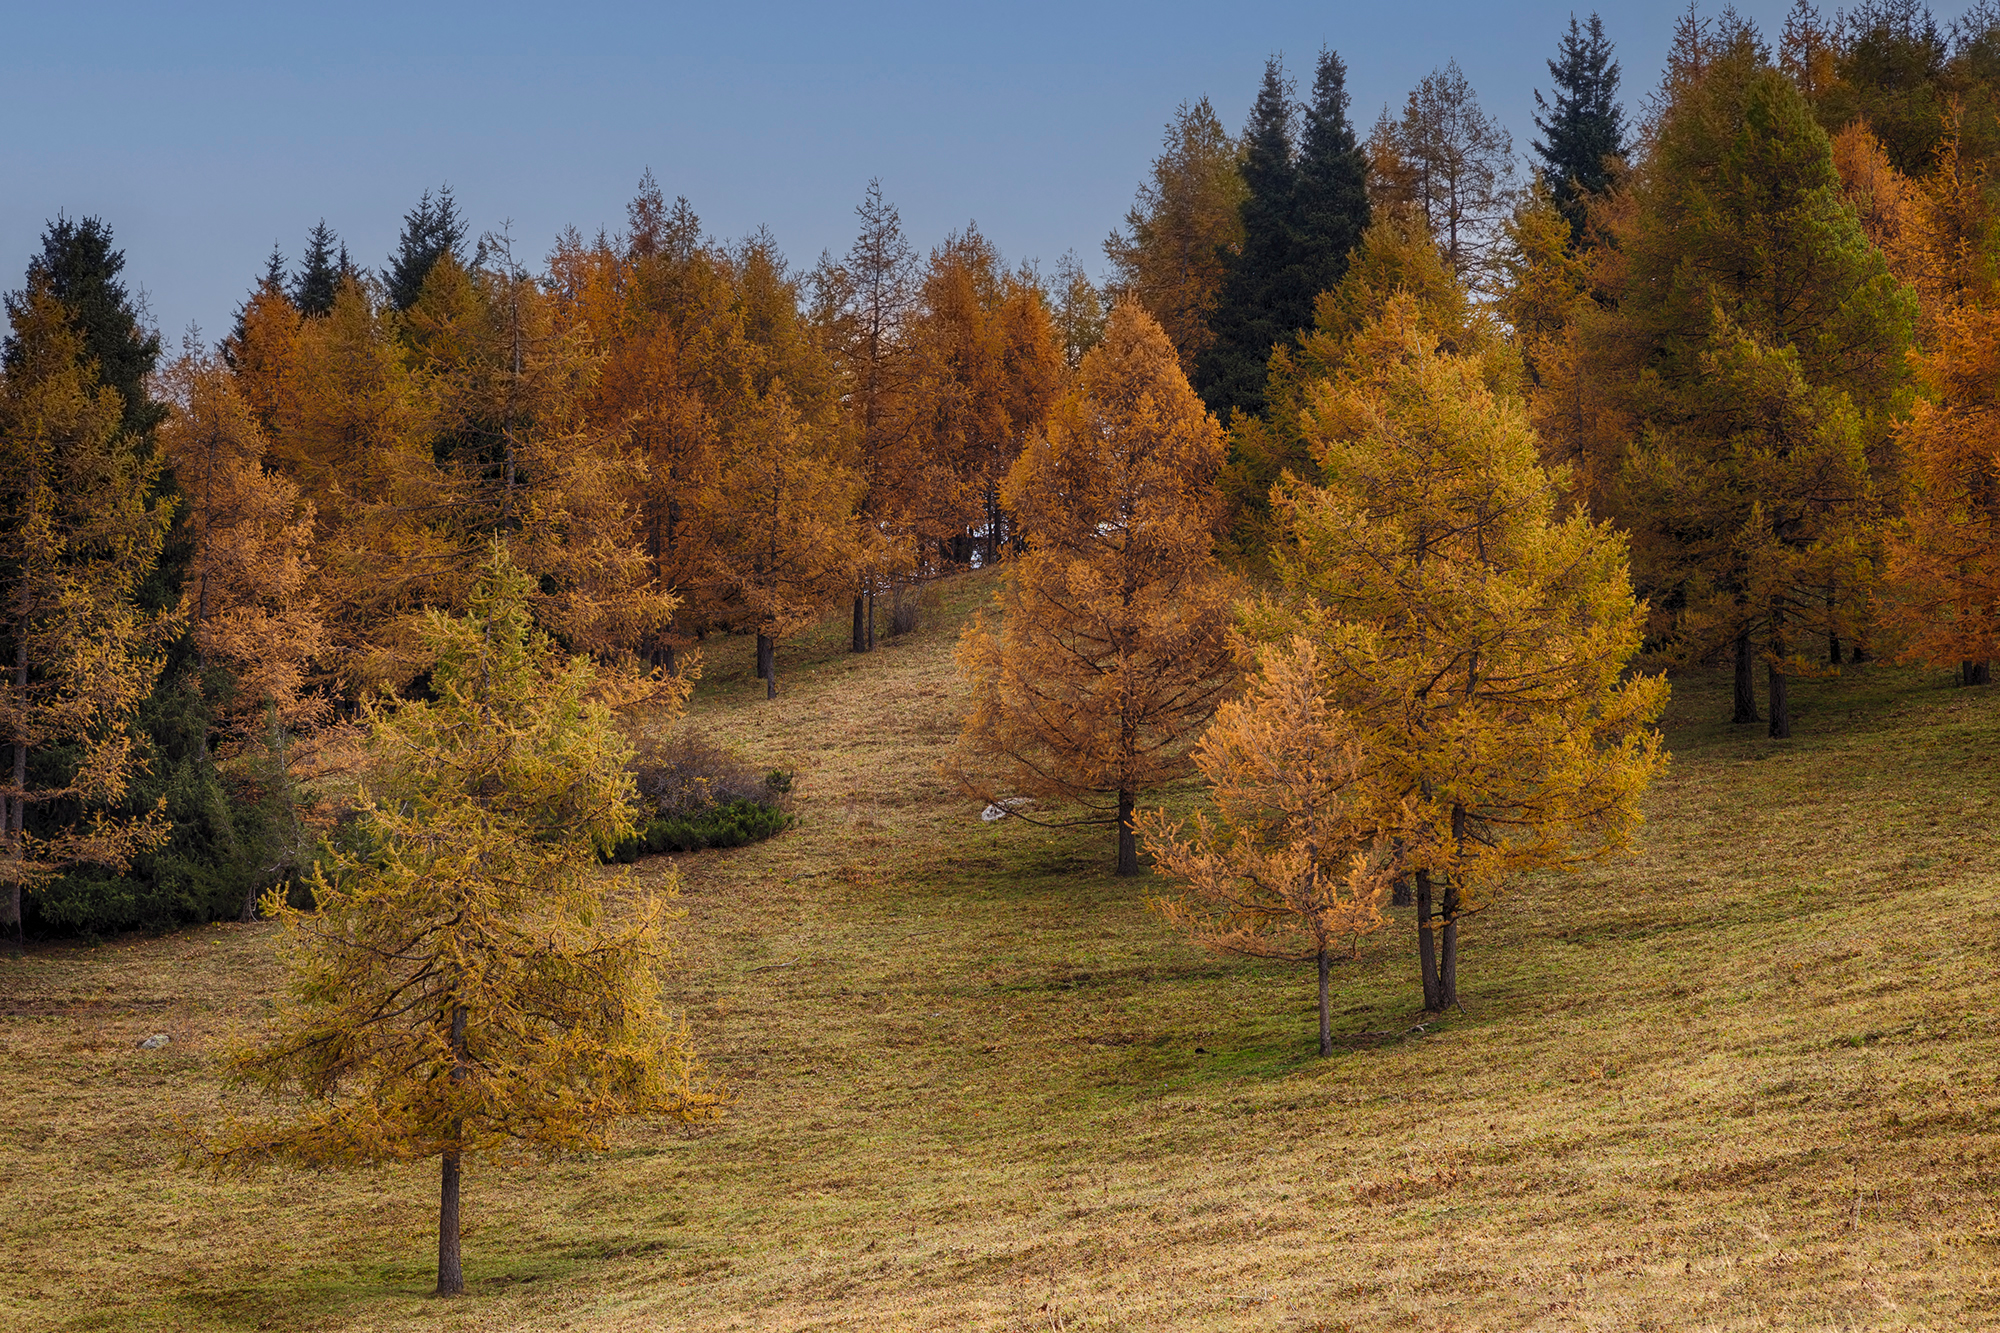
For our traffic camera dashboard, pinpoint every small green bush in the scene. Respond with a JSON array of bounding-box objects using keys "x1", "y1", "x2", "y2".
[{"x1": 607, "y1": 799, "x2": 793, "y2": 863}]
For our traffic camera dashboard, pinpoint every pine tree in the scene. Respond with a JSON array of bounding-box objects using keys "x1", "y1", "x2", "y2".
[
  {"x1": 5, "y1": 216, "x2": 165, "y2": 437},
  {"x1": 1532, "y1": 13, "x2": 1628, "y2": 243},
  {"x1": 1196, "y1": 57, "x2": 1298, "y2": 421},
  {"x1": 384, "y1": 186, "x2": 468, "y2": 312},
  {"x1": 1288, "y1": 49, "x2": 1373, "y2": 315},
  {"x1": 1103, "y1": 99, "x2": 1246, "y2": 377},
  {"x1": 955, "y1": 303, "x2": 1237, "y2": 874},
  {"x1": 194, "y1": 548, "x2": 716, "y2": 1296},
  {"x1": 291, "y1": 220, "x2": 342, "y2": 316}
]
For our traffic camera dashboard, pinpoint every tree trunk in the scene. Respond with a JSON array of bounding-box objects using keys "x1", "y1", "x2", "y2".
[
  {"x1": 1826, "y1": 589, "x2": 1842, "y2": 665},
  {"x1": 1115, "y1": 790, "x2": 1139, "y2": 876},
  {"x1": 758, "y1": 634, "x2": 777, "y2": 699},
  {"x1": 851, "y1": 594, "x2": 867, "y2": 653},
  {"x1": 1415, "y1": 870, "x2": 1440, "y2": 1012},
  {"x1": 6, "y1": 605, "x2": 27, "y2": 955},
  {"x1": 866, "y1": 588, "x2": 876, "y2": 651},
  {"x1": 1733, "y1": 629, "x2": 1760, "y2": 723},
  {"x1": 1391, "y1": 875, "x2": 1412, "y2": 907},
  {"x1": 1962, "y1": 659, "x2": 1990, "y2": 687},
  {"x1": 436, "y1": 1145, "x2": 464, "y2": 1296},
  {"x1": 1768, "y1": 616, "x2": 1791, "y2": 740},
  {"x1": 1316, "y1": 948, "x2": 1332, "y2": 1057},
  {"x1": 1437, "y1": 877, "x2": 1460, "y2": 1012}
]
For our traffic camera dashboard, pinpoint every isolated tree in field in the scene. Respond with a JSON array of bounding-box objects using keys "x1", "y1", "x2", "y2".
[
  {"x1": 955, "y1": 303, "x2": 1236, "y2": 875},
  {"x1": 196, "y1": 550, "x2": 714, "y2": 1296},
  {"x1": 1141, "y1": 637, "x2": 1400, "y2": 1056},
  {"x1": 1105, "y1": 99, "x2": 1246, "y2": 379},
  {"x1": 1533, "y1": 13, "x2": 1628, "y2": 243},
  {"x1": 0, "y1": 275, "x2": 174, "y2": 947},
  {"x1": 1266, "y1": 298, "x2": 1666, "y2": 1011}
]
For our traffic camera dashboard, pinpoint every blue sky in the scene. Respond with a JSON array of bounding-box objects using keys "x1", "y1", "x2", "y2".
[{"x1": 1, "y1": 1, "x2": 1978, "y2": 342}]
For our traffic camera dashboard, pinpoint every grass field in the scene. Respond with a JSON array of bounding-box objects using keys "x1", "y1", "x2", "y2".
[{"x1": 3, "y1": 572, "x2": 1998, "y2": 1331}]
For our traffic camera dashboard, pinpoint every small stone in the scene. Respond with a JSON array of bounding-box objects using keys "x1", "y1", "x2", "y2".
[{"x1": 137, "y1": 1033, "x2": 170, "y2": 1050}]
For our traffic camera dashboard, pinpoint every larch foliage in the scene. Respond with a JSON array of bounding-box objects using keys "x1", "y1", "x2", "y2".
[
  {"x1": 1264, "y1": 296, "x2": 1667, "y2": 1011},
  {"x1": 954, "y1": 302, "x2": 1236, "y2": 875},
  {"x1": 194, "y1": 547, "x2": 714, "y2": 1296},
  {"x1": 1140, "y1": 636, "x2": 1402, "y2": 1056}
]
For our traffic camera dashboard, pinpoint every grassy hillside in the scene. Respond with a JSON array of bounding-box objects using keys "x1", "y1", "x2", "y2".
[{"x1": 3, "y1": 571, "x2": 1997, "y2": 1331}]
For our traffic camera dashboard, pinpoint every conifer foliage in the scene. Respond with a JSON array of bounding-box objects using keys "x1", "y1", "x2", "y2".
[
  {"x1": 956, "y1": 303, "x2": 1236, "y2": 875},
  {"x1": 1532, "y1": 13, "x2": 1628, "y2": 242},
  {"x1": 198, "y1": 549, "x2": 715, "y2": 1296}
]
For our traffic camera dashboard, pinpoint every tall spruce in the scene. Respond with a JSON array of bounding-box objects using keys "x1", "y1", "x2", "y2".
[
  {"x1": 1197, "y1": 57, "x2": 1299, "y2": 422},
  {"x1": 1532, "y1": 13, "x2": 1628, "y2": 243},
  {"x1": 5, "y1": 217, "x2": 165, "y2": 438},
  {"x1": 384, "y1": 187, "x2": 467, "y2": 312},
  {"x1": 1289, "y1": 49, "x2": 1372, "y2": 313},
  {"x1": 292, "y1": 220, "x2": 342, "y2": 316}
]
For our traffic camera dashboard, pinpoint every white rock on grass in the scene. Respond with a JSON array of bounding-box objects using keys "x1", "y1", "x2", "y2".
[{"x1": 137, "y1": 1033, "x2": 170, "y2": 1050}]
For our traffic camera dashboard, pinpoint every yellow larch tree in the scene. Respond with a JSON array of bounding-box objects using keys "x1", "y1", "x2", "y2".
[
  {"x1": 1263, "y1": 297, "x2": 1667, "y2": 1011},
  {"x1": 195, "y1": 548, "x2": 715, "y2": 1296},
  {"x1": 955, "y1": 302, "x2": 1236, "y2": 874}
]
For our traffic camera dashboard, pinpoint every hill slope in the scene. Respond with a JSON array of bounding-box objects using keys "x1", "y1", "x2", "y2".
[{"x1": 3, "y1": 573, "x2": 1998, "y2": 1330}]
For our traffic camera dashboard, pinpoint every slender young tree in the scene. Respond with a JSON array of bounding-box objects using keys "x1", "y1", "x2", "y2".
[
  {"x1": 1532, "y1": 13, "x2": 1628, "y2": 244},
  {"x1": 1141, "y1": 636, "x2": 1399, "y2": 1056},
  {"x1": 955, "y1": 303, "x2": 1237, "y2": 874},
  {"x1": 194, "y1": 550, "x2": 715, "y2": 1296}
]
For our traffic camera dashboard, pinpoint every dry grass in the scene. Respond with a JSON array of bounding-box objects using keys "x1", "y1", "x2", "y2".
[{"x1": 4, "y1": 570, "x2": 1999, "y2": 1331}]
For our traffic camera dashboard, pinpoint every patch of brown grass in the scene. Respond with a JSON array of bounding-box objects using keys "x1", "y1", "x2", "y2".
[{"x1": 4, "y1": 569, "x2": 1999, "y2": 1330}]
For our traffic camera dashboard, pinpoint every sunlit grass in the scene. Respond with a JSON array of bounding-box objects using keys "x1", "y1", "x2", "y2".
[{"x1": 4, "y1": 571, "x2": 1997, "y2": 1330}]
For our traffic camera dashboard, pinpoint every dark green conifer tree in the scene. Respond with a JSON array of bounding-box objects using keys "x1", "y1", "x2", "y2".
[
  {"x1": 384, "y1": 186, "x2": 468, "y2": 311},
  {"x1": 4, "y1": 216, "x2": 165, "y2": 437},
  {"x1": 1196, "y1": 57, "x2": 1297, "y2": 422},
  {"x1": 1532, "y1": 13, "x2": 1627, "y2": 244},
  {"x1": 1288, "y1": 48, "x2": 1372, "y2": 316},
  {"x1": 293, "y1": 220, "x2": 343, "y2": 316}
]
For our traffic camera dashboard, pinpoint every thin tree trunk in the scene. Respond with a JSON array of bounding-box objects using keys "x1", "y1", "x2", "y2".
[
  {"x1": 1827, "y1": 589, "x2": 1842, "y2": 665},
  {"x1": 851, "y1": 594, "x2": 866, "y2": 653},
  {"x1": 1438, "y1": 878, "x2": 1460, "y2": 1012},
  {"x1": 7, "y1": 581, "x2": 28, "y2": 955},
  {"x1": 1115, "y1": 790, "x2": 1138, "y2": 876},
  {"x1": 1415, "y1": 870, "x2": 1440, "y2": 1012},
  {"x1": 1317, "y1": 948, "x2": 1332, "y2": 1057},
  {"x1": 866, "y1": 588, "x2": 876, "y2": 650},
  {"x1": 436, "y1": 1144, "x2": 463, "y2": 1296},
  {"x1": 1768, "y1": 615, "x2": 1791, "y2": 740},
  {"x1": 758, "y1": 634, "x2": 777, "y2": 700},
  {"x1": 1733, "y1": 628, "x2": 1760, "y2": 724}
]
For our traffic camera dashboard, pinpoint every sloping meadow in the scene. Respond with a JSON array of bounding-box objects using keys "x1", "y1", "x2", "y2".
[{"x1": 2, "y1": 572, "x2": 1996, "y2": 1330}]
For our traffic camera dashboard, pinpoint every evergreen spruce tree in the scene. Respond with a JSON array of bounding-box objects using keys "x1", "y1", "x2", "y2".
[
  {"x1": 1196, "y1": 57, "x2": 1298, "y2": 422},
  {"x1": 1288, "y1": 48, "x2": 1372, "y2": 316},
  {"x1": 292, "y1": 220, "x2": 342, "y2": 316},
  {"x1": 384, "y1": 187, "x2": 468, "y2": 311},
  {"x1": 1532, "y1": 13, "x2": 1628, "y2": 244},
  {"x1": 5, "y1": 217, "x2": 165, "y2": 437},
  {"x1": 225, "y1": 246, "x2": 288, "y2": 364}
]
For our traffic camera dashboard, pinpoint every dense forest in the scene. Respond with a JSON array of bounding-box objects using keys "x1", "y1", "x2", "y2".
[{"x1": 6, "y1": 0, "x2": 2000, "y2": 960}]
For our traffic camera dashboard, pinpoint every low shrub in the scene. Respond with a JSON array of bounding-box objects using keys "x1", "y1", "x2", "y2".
[{"x1": 607, "y1": 736, "x2": 795, "y2": 862}]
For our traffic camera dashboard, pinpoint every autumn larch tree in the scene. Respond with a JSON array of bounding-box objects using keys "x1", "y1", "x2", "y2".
[
  {"x1": 1376, "y1": 61, "x2": 1520, "y2": 295},
  {"x1": 1141, "y1": 636, "x2": 1399, "y2": 1056},
  {"x1": 1605, "y1": 34, "x2": 1915, "y2": 736},
  {"x1": 195, "y1": 549, "x2": 715, "y2": 1296},
  {"x1": 1532, "y1": 13, "x2": 1628, "y2": 245},
  {"x1": 955, "y1": 302, "x2": 1236, "y2": 875},
  {"x1": 0, "y1": 272, "x2": 174, "y2": 948},
  {"x1": 1104, "y1": 98, "x2": 1246, "y2": 379},
  {"x1": 1264, "y1": 296, "x2": 1667, "y2": 1012}
]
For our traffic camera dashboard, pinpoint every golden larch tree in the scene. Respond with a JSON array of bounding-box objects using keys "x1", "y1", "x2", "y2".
[
  {"x1": 955, "y1": 302, "x2": 1236, "y2": 874},
  {"x1": 1265, "y1": 297, "x2": 1667, "y2": 1011},
  {"x1": 195, "y1": 548, "x2": 714, "y2": 1296},
  {"x1": 1140, "y1": 636, "x2": 1402, "y2": 1055}
]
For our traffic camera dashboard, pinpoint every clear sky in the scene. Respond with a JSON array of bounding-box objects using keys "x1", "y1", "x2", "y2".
[{"x1": 1, "y1": 1, "x2": 1980, "y2": 343}]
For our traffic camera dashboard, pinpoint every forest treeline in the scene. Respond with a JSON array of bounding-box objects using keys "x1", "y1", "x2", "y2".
[{"x1": 7, "y1": 0, "x2": 2000, "y2": 948}]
